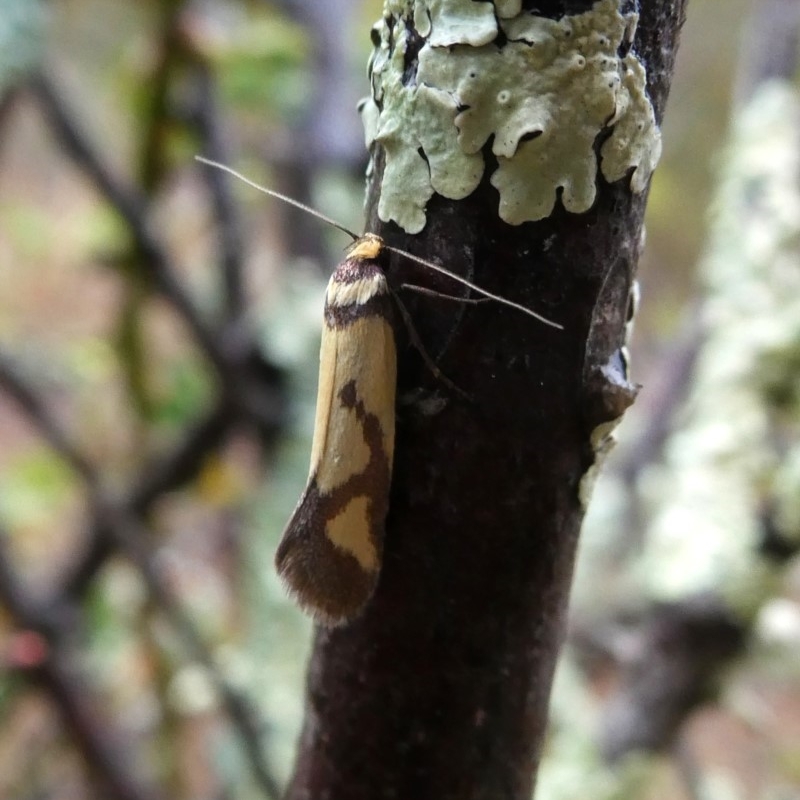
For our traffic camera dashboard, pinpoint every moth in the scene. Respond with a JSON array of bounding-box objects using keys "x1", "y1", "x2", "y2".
[{"x1": 196, "y1": 156, "x2": 561, "y2": 625}]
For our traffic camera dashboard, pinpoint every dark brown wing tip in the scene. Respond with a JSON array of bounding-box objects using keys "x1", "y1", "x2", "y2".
[{"x1": 275, "y1": 538, "x2": 379, "y2": 628}]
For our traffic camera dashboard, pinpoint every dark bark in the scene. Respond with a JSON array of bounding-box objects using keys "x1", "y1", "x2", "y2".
[{"x1": 285, "y1": 2, "x2": 687, "y2": 799}]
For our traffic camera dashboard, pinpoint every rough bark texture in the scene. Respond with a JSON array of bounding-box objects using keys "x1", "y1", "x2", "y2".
[{"x1": 285, "y1": 2, "x2": 687, "y2": 798}]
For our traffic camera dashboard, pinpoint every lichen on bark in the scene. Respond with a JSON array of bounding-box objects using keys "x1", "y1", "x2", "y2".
[{"x1": 361, "y1": 0, "x2": 661, "y2": 232}]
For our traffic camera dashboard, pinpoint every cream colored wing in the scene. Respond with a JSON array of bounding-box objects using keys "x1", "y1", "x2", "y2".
[{"x1": 275, "y1": 239, "x2": 396, "y2": 625}]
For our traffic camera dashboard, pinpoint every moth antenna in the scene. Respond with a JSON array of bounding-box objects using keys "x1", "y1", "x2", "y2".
[
  {"x1": 195, "y1": 155, "x2": 360, "y2": 241},
  {"x1": 384, "y1": 244, "x2": 563, "y2": 330},
  {"x1": 196, "y1": 156, "x2": 562, "y2": 329}
]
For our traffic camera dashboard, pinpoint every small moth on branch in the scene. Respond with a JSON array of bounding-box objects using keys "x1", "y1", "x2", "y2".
[{"x1": 196, "y1": 156, "x2": 561, "y2": 625}]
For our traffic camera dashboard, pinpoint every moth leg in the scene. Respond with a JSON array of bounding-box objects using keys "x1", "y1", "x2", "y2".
[
  {"x1": 398, "y1": 283, "x2": 490, "y2": 305},
  {"x1": 391, "y1": 292, "x2": 473, "y2": 403}
]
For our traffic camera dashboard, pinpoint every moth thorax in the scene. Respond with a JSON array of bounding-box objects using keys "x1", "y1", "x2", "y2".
[{"x1": 326, "y1": 262, "x2": 389, "y2": 312}]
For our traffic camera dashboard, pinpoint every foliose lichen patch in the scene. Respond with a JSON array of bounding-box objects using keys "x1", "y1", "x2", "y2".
[
  {"x1": 362, "y1": 24, "x2": 484, "y2": 233},
  {"x1": 360, "y1": 0, "x2": 661, "y2": 233},
  {"x1": 414, "y1": 0, "x2": 498, "y2": 47}
]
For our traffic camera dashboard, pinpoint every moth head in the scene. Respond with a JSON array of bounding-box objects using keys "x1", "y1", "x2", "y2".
[{"x1": 346, "y1": 233, "x2": 384, "y2": 261}]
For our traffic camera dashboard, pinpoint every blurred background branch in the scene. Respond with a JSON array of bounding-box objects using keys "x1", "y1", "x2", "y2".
[
  {"x1": 0, "y1": 523, "x2": 166, "y2": 800},
  {"x1": 0, "y1": 351, "x2": 282, "y2": 798},
  {"x1": 566, "y1": 2, "x2": 800, "y2": 798}
]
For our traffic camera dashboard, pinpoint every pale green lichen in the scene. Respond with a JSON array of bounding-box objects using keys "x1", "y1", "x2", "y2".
[
  {"x1": 578, "y1": 419, "x2": 622, "y2": 509},
  {"x1": 362, "y1": 25, "x2": 483, "y2": 233},
  {"x1": 383, "y1": 0, "x2": 415, "y2": 16},
  {"x1": 362, "y1": 0, "x2": 661, "y2": 232},
  {"x1": 414, "y1": 0, "x2": 498, "y2": 47},
  {"x1": 494, "y1": 0, "x2": 521, "y2": 19},
  {"x1": 378, "y1": 81, "x2": 484, "y2": 232},
  {"x1": 600, "y1": 55, "x2": 662, "y2": 193}
]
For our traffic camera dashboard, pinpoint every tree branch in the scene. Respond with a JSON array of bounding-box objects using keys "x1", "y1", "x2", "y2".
[{"x1": 284, "y1": 3, "x2": 688, "y2": 799}]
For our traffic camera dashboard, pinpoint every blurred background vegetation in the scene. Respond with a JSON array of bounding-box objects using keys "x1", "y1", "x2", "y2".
[{"x1": 0, "y1": 1, "x2": 798, "y2": 799}]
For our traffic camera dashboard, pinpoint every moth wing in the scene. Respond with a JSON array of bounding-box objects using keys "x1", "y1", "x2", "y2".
[{"x1": 275, "y1": 271, "x2": 396, "y2": 626}]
